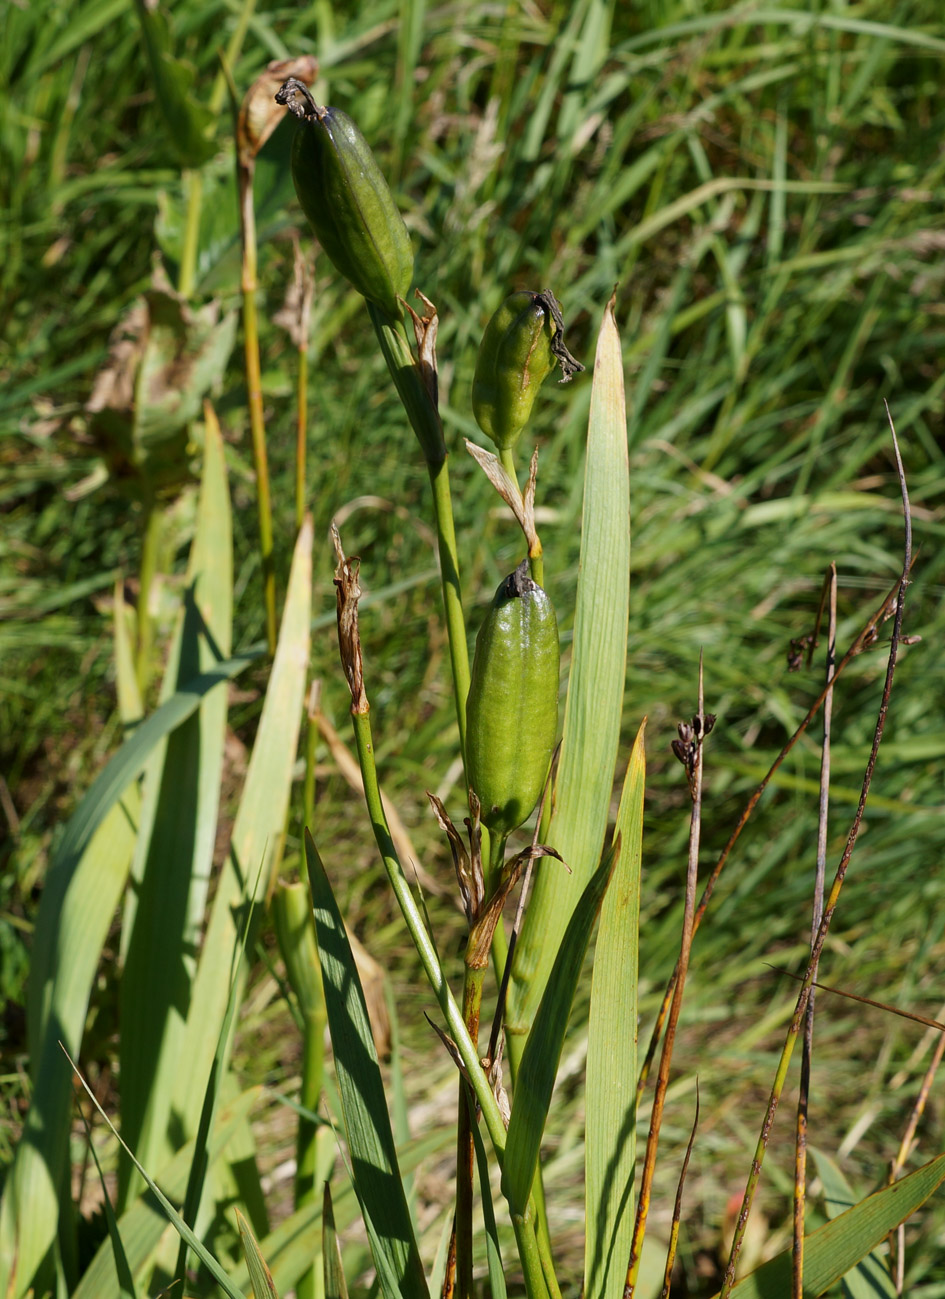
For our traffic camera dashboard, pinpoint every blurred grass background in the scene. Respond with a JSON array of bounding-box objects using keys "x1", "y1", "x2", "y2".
[{"x1": 2, "y1": 0, "x2": 944, "y2": 1290}]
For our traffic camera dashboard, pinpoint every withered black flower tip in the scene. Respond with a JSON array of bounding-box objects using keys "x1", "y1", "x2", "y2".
[
  {"x1": 536, "y1": 289, "x2": 584, "y2": 384},
  {"x1": 274, "y1": 76, "x2": 317, "y2": 121}
]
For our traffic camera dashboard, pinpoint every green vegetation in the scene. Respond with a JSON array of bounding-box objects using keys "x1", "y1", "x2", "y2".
[{"x1": 2, "y1": 0, "x2": 945, "y2": 1296}]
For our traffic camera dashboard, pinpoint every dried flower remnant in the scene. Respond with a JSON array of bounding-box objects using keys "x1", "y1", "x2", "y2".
[{"x1": 331, "y1": 523, "x2": 367, "y2": 715}]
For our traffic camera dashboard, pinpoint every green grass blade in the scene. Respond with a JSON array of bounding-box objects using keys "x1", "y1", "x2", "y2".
[
  {"x1": 72, "y1": 1088, "x2": 261, "y2": 1299},
  {"x1": 502, "y1": 846, "x2": 617, "y2": 1216},
  {"x1": 237, "y1": 1209, "x2": 279, "y2": 1299},
  {"x1": 82, "y1": 1114, "x2": 137, "y2": 1299},
  {"x1": 227, "y1": 1131, "x2": 450, "y2": 1297},
  {"x1": 65, "y1": 1051, "x2": 245, "y2": 1299},
  {"x1": 172, "y1": 517, "x2": 312, "y2": 1136},
  {"x1": 305, "y1": 831, "x2": 429, "y2": 1299},
  {"x1": 470, "y1": 1096, "x2": 507, "y2": 1299},
  {"x1": 131, "y1": 0, "x2": 216, "y2": 167},
  {"x1": 174, "y1": 892, "x2": 261, "y2": 1285},
  {"x1": 585, "y1": 720, "x2": 646, "y2": 1299},
  {"x1": 0, "y1": 644, "x2": 253, "y2": 1297},
  {"x1": 507, "y1": 293, "x2": 630, "y2": 1061},
  {"x1": 716, "y1": 1152, "x2": 945, "y2": 1298},
  {"x1": 556, "y1": 0, "x2": 614, "y2": 148},
  {"x1": 119, "y1": 409, "x2": 232, "y2": 1202},
  {"x1": 809, "y1": 1148, "x2": 896, "y2": 1298},
  {"x1": 323, "y1": 1183, "x2": 349, "y2": 1299},
  {"x1": 1, "y1": 791, "x2": 141, "y2": 1295}
]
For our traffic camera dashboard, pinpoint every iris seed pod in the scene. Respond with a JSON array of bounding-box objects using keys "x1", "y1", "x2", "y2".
[
  {"x1": 275, "y1": 78, "x2": 413, "y2": 318},
  {"x1": 466, "y1": 560, "x2": 560, "y2": 837},
  {"x1": 471, "y1": 291, "x2": 557, "y2": 452}
]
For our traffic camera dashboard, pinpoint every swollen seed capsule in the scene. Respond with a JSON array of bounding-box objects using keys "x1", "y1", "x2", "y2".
[
  {"x1": 466, "y1": 561, "x2": 560, "y2": 838},
  {"x1": 276, "y1": 78, "x2": 413, "y2": 318},
  {"x1": 471, "y1": 291, "x2": 557, "y2": 452}
]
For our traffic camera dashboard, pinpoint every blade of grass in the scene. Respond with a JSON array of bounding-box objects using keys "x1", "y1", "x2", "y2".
[
  {"x1": 237, "y1": 1208, "x2": 279, "y2": 1299},
  {"x1": 507, "y1": 292, "x2": 630, "y2": 1068},
  {"x1": 809, "y1": 1150, "x2": 896, "y2": 1299},
  {"x1": 793, "y1": 564, "x2": 836, "y2": 1297},
  {"x1": 64, "y1": 1048, "x2": 246, "y2": 1299},
  {"x1": 72, "y1": 1088, "x2": 261, "y2": 1299},
  {"x1": 585, "y1": 721, "x2": 646, "y2": 1299},
  {"x1": 119, "y1": 404, "x2": 232, "y2": 1207},
  {"x1": 712, "y1": 1152, "x2": 945, "y2": 1299},
  {"x1": 305, "y1": 832, "x2": 428, "y2": 1299},
  {"x1": 172, "y1": 517, "x2": 312, "y2": 1136},
  {"x1": 79, "y1": 1108, "x2": 137, "y2": 1299},
  {"x1": 503, "y1": 844, "x2": 617, "y2": 1217},
  {"x1": 323, "y1": 1184, "x2": 349, "y2": 1299},
  {"x1": 470, "y1": 1090, "x2": 508, "y2": 1299}
]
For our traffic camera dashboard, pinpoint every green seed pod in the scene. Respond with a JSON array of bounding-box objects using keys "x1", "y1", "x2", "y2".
[
  {"x1": 466, "y1": 560, "x2": 560, "y2": 837},
  {"x1": 276, "y1": 78, "x2": 413, "y2": 318},
  {"x1": 472, "y1": 291, "x2": 557, "y2": 452}
]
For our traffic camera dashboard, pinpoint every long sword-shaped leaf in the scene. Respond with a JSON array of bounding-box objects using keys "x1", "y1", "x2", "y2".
[
  {"x1": 120, "y1": 407, "x2": 232, "y2": 1205},
  {"x1": 323, "y1": 1184, "x2": 349, "y2": 1299},
  {"x1": 72, "y1": 1088, "x2": 261, "y2": 1299},
  {"x1": 585, "y1": 721, "x2": 646, "y2": 1299},
  {"x1": 502, "y1": 847, "x2": 617, "y2": 1215},
  {"x1": 228, "y1": 1130, "x2": 450, "y2": 1296},
  {"x1": 0, "y1": 648, "x2": 255, "y2": 1298},
  {"x1": 66, "y1": 1051, "x2": 245, "y2": 1299},
  {"x1": 809, "y1": 1148, "x2": 896, "y2": 1299},
  {"x1": 305, "y1": 832, "x2": 429, "y2": 1299},
  {"x1": 172, "y1": 517, "x2": 312, "y2": 1135},
  {"x1": 715, "y1": 1152, "x2": 945, "y2": 1298},
  {"x1": 470, "y1": 1095, "x2": 508, "y2": 1299},
  {"x1": 507, "y1": 293, "x2": 630, "y2": 1066},
  {"x1": 237, "y1": 1209, "x2": 279, "y2": 1299}
]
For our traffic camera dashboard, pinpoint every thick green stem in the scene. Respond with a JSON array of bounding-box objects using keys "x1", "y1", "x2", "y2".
[
  {"x1": 367, "y1": 304, "x2": 470, "y2": 765},
  {"x1": 454, "y1": 965, "x2": 486, "y2": 1299},
  {"x1": 272, "y1": 878, "x2": 326, "y2": 1299},
  {"x1": 136, "y1": 496, "x2": 161, "y2": 696},
  {"x1": 351, "y1": 711, "x2": 505, "y2": 1138},
  {"x1": 427, "y1": 456, "x2": 471, "y2": 763},
  {"x1": 499, "y1": 445, "x2": 517, "y2": 486},
  {"x1": 512, "y1": 1208, "x2": 551, "y2": 1299},
  {"x1": 498, "y1": 445, "x2": 544, "y2": 585},
  {"x1": 178, "y1": 169, "x2": 203, "y2": 299},
  {"x1": 350, "y1": 704, "x2": 550, "y2": 1297},
  {"x1": 304, "y1": 694, "x2": 318, "y2": 835},
  {"x1": 295, "y1": 1004, "x2": 326, "y2": 1299},
  {"x1": 296, "y1": 341, "x2": 308, "y2": 532}
]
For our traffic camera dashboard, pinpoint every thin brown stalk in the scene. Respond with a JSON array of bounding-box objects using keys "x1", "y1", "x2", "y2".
[
  {"x1": 888, "y1": 1009, "x2": 945, "y2": 1292},
  {"x1": 636, "y1": 563, "x2": 910, "y2": 1109},
  {"x1": 239, "y1": 169, "x2": 277, "y2": 654},
  {"x1": 793, "y1": 563, "x2": 836, "y2": 1298},
  {"x1": 661, "y1": 1083, "x2": 700, "y2": 1299},
  {"x1": 626, "y1": 658, "x2": 708, "y2": 1295},
  {"x1": 719, "y1": 411, "x2": 912, "y2": 1296}
]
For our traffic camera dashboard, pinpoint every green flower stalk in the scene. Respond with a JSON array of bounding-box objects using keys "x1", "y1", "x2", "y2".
[
  {"x1": 466, "y1": 560, "x2": 560, "y2": 839},
  {"x1": 276, "y1": 77, "x2": 413, "y2": 318},
  {"x1": 472, "y1": 289, "x2": 584, "y2": 454}
]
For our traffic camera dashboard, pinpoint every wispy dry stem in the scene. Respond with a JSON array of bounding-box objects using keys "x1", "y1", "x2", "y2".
[
  {"x1": 793, "y1": 561, "x2": 836, "y2": 1297},
  {"x1": 637, "y1": 560, "x2": 911, "y2": 1109},
  {"x1": 719, "y1": 409, "x2": 913, "y2": 1295},
  {"x1": 626, "y1": 657, "x2": 709, "y2": 1295}
]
